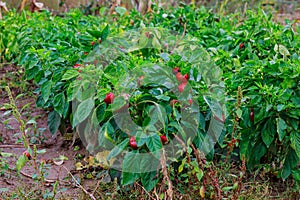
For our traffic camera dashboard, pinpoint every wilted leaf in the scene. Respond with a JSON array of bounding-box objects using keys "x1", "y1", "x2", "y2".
[
  {"x1": 96, "y1": 150, "x2": 116, "y2": 169},
  {"x1": 53, "y1": 160, "x2": 64, "y2": 166},
  {"x1": 75, "y1": 162, "x2": 84, "y2": 170}
]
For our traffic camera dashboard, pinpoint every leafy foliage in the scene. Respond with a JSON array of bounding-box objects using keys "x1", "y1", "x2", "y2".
[{"x1": 0, "y1": 3, "x2": 299, "y2": 195}]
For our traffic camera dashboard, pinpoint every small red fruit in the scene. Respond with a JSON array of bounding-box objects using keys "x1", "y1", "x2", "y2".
[
  {"x1": 129, "y1": 137, "x2": 137, "y2": 149},
  {"x1": 183, "y1": 74, "x2": 189, "y2": 82},
  {"x1": 104, "y1": 92, "x2": 114, "y2": 104},
  {"x1": 84, "y1": 52, "x2": 88, "y2": 55},
  {"x1": 91, "y1": 41, "x2": 95, "y2": 46},
  {"x1": 145, "y1": 32, "x2": 150, "y2": 38},
  {"x1": 172, "y1": 67, "x2": 180, "y2": 75},
  {"x1": 130, "y1": 19, "x2": 134, "y2": 26},
  {"x1": 160, "y1": 135, "x2": 168, "y2": 144},
  {"x1": 138, "y1": 76, "x2": 144, "y2": 87},
  {"x1": 23, "y1": 150, "x2": 31, "y2": 159},
  {"x1": 239, "y1": 43, "x2": 244, "y2": 50},
  {"x1": 178, "y1": 82, "x2": 187, "y2": 93},
  {"x1": 250, "y1": 111, "x2": 254, "y2": 122},
  {"x1": 170, "y1": 100, "x2": 179, "y2": 106},
  {"x1": 188, "y1": 99, "x2": 193, "y2": 105},
  {"x1": 73, "y1": 63, "x2": 81, "y2": 69},
  {"x1": 176, "y1": 72, "x2": 183, "y2": 82}
]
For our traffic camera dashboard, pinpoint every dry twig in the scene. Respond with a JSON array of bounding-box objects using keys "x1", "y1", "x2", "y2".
[{"x1": 63, "y1": 166, "x2": 96, "y2": 200}]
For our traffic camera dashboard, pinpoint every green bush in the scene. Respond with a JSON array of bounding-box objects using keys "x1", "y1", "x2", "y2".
[{"x1": 0, "y1": 4, "x2": 299, "y2": 192}]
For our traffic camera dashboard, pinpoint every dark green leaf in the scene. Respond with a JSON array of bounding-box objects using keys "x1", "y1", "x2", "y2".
[
  {"x1": 41, "y1": 80, "x2": 52, "y2": 103},
  {"x1": 290, "y1": 131, "x2": 300, "y2": 158},
  {"x1": 53, "y1": 93, "x2": 65, "y2": 116},
  {"x1": 73, "y1": 98, "x2": 94, "y2": 127},
  {"x1": 146, "y1": 133, "x2": 162, "y2": 152},
  {"x1": 87, "y1": 29, "x2": 102, "y2": 39},
  {"x1": 276, "y1": 117, "x2": 287, "y2": 141},
  {"x1": 281, "y1": 148, "x2": 299, "y2": 180},
  {"x1": 107, "y1": 138, "x2": 129, "y2": 161},
  {"x1": 261, "y1": 119, "x2": 275, "y2": 148},
  {"x1": 101, "y1": 25, "x2": 110, "y2": 41},
  {"x1": 48, "y1": 111, "x2": 61, "y2": 135},
  {"x1": 141, "y1": 171, "x2": 159, "y2": 191},
  {"x1": 62, "y1": 70, "x2": 79, "y2": 81},
  {"x1": 121, "y1": 171, "x2": 139, "y2": 186}
]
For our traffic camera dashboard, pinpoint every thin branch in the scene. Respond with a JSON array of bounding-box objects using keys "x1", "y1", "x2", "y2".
[
  {"x1": 135, "y1": 182, "x2": 157, "y2": 200},
  {"x1": 63, "y1": 166, "x2": 96, "y2": 200},
  {"x1": 173, "y1": 134, "x2": 190, "y2": 163},
  {"x1": 20, "y1": 170, "x2": 65, "y2": 184},
  {"x1": 92, "y1": 180, "x2": 101, "y2": 196},
  {"x1": 160, "y1": 148, "x2": 173, "y2": 200}
]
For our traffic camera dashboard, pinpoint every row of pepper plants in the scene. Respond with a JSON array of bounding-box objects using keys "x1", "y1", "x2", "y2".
[{"x1": 0, "y1": 4, "x2": 299, "y2": 194}]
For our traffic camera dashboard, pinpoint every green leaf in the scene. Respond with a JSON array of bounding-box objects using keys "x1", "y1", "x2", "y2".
[
  {"x1": 261, "y1": 119, "x2": 275, "y2": 148},
  {"x1": 87, "y1": 29, "x2": 102, "y2": 39},
  {"x1": 281, "y1": 148, "x2": 299, "y2": 180},
  {"x1": 136, "y1": 130, "x2": 148, "y2": 147},
  {"x1": 146, "y1": 133, "x2": 163, "y2": 152},
  {"x1": 196, "y1": 170, "x2": 204, "y2": 181},
  {"x1": 53, "y1": 93, "x2": 65, "y2": 116},
  {"x1": 73, "y1": 97, "x2": 94, "y2": 127},
  {"x1": 292, "y1": 169, "x2": 300, "y2": 181},
  {"x1": 222, "y1": 186, "x2": 233, "y2": 192},
  {"x1": 277, "y1": 104, "x2": 285, "y2": 112},
  {"x1": 62, "y1": 70, "x2": 79, "y2": 81},
  {"x1": 121, "y1": 171, "x2": 139, "y2": 186},
  {"x1": 236, "y1": 108, "x2": 242, "y2": 119},
  {"x1": 115, "y1": 7, "x2": 127, "y2": 16},
  {"x1": 111, "y1": 96, "x2": 126, "y2": 111},
  {"x1": 0, "y1": 188, "x2": 9, "y2": 192},
  {"x1": 248, "y1": 141, "x2": 267, "y2": 169},
  {"x1": 0, "y1": 152, "x2": 13, "y2": 157},
  {"x1": 276, "y1": 117, "x2": 287, "y2": 141},
  {"x1": 290, "y1": 131, "x2": 300, "y2": 158},
  {"x1": 101, "y1": 25, "x2": 110, "y2": 41},
  {"x1": 41, "y1": 80, "x2": 52, "y2": 103},
  {"x1": 141, "y1": 171, "x2": 159, "y2": 191},
  {"x1": 278, "y1": 44, "x2": 290, "y2": 56},
  {"x1": 107, "y1": 138, "x2": 129, "y2": 161},
  {"x1": 16, "y1": 155, "x2": 27, "y2": 172},
  {"x1": 152, "y1": 36, "x2": 161, "y2": 49},
  {"x1": 122, "y1": 152, "x2": 140, "y2": 185},
  {"x1": 123, "y1": 152, "x2": 141, "y2": 173},
  {"x1": 48, "y1": 111, "x2": 61, "y2": 135},
  {"x1": 98, "y1": 122, "x2": 114, "y2": 147},
  {"x1": 139, "y1": 34, "x2": 149, "y2": 48}
]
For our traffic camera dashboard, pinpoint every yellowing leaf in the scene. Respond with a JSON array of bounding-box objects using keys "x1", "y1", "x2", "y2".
[
  {"x1": 200, "y1": 186, "x2": 205, "y2": 198},
  {"x1": 75, "y1": 162, "x2": 84, "y2": 171},
  {"x1": 84, "y1": 156, "x2": 95, "y2": 167},
  {"x1": 95, "y1": 150, "x2": 116, "y2": 169},
  {"x1": 178, "y1": 158, "x2": 186, "y2": 173}
]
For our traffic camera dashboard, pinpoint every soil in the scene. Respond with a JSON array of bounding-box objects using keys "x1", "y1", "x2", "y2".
[{"x1": 0, "y1": 64, "x2": 93, "y2": 199}]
